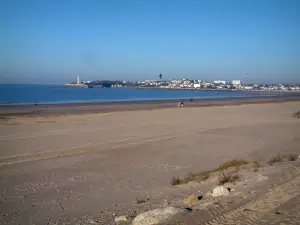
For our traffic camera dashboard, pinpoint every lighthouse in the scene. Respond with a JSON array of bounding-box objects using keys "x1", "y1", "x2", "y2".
[{"x1": 65, "y1": 76, "x2": 87, "y2": 88}]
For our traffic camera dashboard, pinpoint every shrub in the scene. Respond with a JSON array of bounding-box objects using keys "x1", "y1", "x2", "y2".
[
  {"x1": 287, "y1": 154, "x2": 297, "y2": 161},
  {"x1": 170, "y1": 176, "x2": 181, "y2": 186},
  {"x1": 268, "y1": 154, "x2": 284, "y2": 165},
  {"x1": 218, "y1": 170, "x2": 240, "y2": 185}
]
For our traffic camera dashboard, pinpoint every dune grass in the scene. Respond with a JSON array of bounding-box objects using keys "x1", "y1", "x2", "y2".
[
  {"x1": 218, "y1": 170, "x2": 240, "y2": 185},
  {"x1": 268, "y1": 154, "x2": 284, "y2": 165},
  {"x1": 170, "y1": 159, "x2": 249, "y2": 186}
]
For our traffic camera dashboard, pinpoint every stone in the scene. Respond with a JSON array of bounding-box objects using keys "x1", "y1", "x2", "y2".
[
  {"x1": 115, "y1": 216, "x2": 129, "y2": 223},
  {"x1": 132, "y1": 206, "x2": 181, "y2": 225},
  {"x1": 212, "y1": 186, "x2": 230, "y2": 197},
  {"x1": 298, "y1": 154, "x2": 300, "y2": 159}
]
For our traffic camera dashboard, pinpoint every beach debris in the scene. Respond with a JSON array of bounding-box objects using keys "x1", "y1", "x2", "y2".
[
  {"x1": 182, "y1": 207, "x2": 193, "y2": 213},
  {"x1": 115, "y1": 215, "x2": 129, "y2": 224},
  {"x1": 132, "y1": 206, "x2": 181, "y2": 225},
  {"x1": 212, "y1": 186, "x2": 230, "y2": 197}
]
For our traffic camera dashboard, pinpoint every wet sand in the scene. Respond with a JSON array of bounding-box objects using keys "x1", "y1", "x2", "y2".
[
  {"x1": 1, "y1": 95, "x2": 300, "y2": 117},
  {"x1": 0, "y1": 99, "x2": 300, "y2": 224}
]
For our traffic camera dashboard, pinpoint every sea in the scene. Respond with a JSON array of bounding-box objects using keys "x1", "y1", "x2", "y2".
[{"x1": 0, "y1": 84, "x2": 280, "y2": 105}]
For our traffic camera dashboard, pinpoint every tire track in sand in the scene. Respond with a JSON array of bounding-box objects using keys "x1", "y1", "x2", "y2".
[
  {"x1": 0, "y1": 124, "x2": 244, "y2": 167},
  {"x1": 0, "y1": 117, "x2": 197, "y2": 141},
  {"x1": 204, "y1": 174, "x2": 300, "y2": 225}
]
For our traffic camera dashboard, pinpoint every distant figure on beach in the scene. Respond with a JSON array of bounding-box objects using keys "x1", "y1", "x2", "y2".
[
  {"x1": 34, "y1": 101, "x2": 39, "y2": 106},
  {"x1": 177, "y1": 101, "x2": 184, "y2": 107}
]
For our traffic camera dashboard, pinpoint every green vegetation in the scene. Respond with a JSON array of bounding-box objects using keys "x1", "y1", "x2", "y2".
[
  {"x1": 170, "y1": 159, "x2": 249, "y2": 186},
  {"x1": 268, "y1": 154, "x2": 284, "y2": 165}
]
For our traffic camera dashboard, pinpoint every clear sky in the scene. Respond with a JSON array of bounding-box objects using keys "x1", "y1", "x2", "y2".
[{"x1": 0, "y1": 0, "x2": 299, "y2": 84}]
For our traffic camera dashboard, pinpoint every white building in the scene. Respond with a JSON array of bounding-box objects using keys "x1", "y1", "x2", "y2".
[
  {"x1": 214, "y1": 80, "x2": 226, "y2": 85},
  {"x1": 194, "y1": 83, "x2": 201, "y2": 88},
  {"x1": 232, "y1": 80, "x2": 241, "y2": 86}
]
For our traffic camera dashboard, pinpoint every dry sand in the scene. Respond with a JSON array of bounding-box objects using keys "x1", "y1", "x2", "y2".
[{"x1": 0, "y1": 100, "x2": 300, "y2": 224}]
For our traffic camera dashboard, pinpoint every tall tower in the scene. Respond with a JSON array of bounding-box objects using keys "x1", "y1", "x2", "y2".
[{"x1": 77, "y1": 76, "x2": 80, "y2": 84}]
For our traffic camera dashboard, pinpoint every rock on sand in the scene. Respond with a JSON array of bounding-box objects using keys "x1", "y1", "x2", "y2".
[
  {"x1": 212, "y1": 186, "x2": 230, "y2": 197},
  {"x1": 132, "y1": 206, "x2": 181, "y2": 225},
  {"x1": 115, "y1": 215, "x2": 129, "y2": 224}
]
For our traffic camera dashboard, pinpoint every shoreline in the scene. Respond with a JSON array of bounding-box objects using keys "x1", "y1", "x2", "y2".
[{"x1": 1, "y1": 95, "x2": 300, "y2": 118}]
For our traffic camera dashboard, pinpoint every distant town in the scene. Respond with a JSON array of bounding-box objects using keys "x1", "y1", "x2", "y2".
[{"x1": 65, "y1": 76, "x2": 300, "y2": 92}]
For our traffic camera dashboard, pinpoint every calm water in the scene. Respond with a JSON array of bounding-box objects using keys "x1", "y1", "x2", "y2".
[{"x1": 0, "y1": 84, "x2": 277, "y2": 105}]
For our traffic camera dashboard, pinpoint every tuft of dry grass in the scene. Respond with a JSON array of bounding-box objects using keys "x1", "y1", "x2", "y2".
[
  {"x1": 170, "y1": 159, "x2": 248, "y2": 186},
  {"x1": 170, "y1": 176, "x2": 181, "y2": 186},
  {"x1": 171, "y1": 170, "x2": 211, "y2": 186},
  {"x1": 218, "y1": 170, "x2": 240, "y2": 185},
  {"x1": 214, "y1": 159, "x2": 249, "y2": 171},
  {"x1": 268, "y1": 154, "x2": 284, "y2": 165},
  {"x1": 287, "y1": 153, "x2": 297, "y2": 161}
]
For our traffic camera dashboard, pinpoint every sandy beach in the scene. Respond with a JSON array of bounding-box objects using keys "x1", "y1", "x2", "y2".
[{"x1": 0, "y1": 98, "x2": 300, "y2": 224}]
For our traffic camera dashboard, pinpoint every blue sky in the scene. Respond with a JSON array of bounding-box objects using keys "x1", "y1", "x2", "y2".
[{"x1": 0, "y1": 0, "x2": 299, "y2": 84}]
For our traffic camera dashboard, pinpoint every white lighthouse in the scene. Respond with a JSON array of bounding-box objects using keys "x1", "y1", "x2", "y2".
[{"x1": 65, "y1": 76, "x2": 87, "y2": 88}]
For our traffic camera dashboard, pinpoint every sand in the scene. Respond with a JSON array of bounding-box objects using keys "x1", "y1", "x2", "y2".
[{"x1": 0, "y1": 98, "x2": 300, "y2": 224}]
